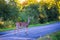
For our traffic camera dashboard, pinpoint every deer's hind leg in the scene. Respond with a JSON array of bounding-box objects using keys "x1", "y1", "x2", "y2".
[{"x1": 15, "y1": 25, "x2": 20, "y2": 33}]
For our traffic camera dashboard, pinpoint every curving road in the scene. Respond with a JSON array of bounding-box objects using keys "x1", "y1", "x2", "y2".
[{"x1": 0, "y1": 22, "x2": 60, "y2": 40}]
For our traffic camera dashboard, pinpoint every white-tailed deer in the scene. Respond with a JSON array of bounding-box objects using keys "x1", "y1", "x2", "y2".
[{"x1": 15, "y1": 17, "x2": 31, "y2": 33}]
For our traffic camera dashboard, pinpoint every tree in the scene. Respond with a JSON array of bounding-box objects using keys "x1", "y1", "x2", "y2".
[
  {"x1": 0, "y1": 0, "x2": 7, "y2": 19},
  {"x1": 19, "y1": 4, "x2": 40, "y2": 24},
  {"x1": 38, "y1": 0, "x2": 59, "y2": 23},
  {"x1": 56, "y1": 0, "x2": 60, "y2": 20},
  {"x1": 0, "y1": 0, "x2": 20, "y2": 22}
]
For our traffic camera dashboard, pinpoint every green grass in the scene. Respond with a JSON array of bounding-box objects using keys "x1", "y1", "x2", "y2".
[
  {"x1": 37, "y1": 31, "x2": 60, "y2": 40},
  {"x1": 50, "y1": 31, "x2": 60, "y2": 40},
  {"x1": 29, "y1": 23, "x2": 48, "y2": 27},
  {"x1": 0, "y1": 21, "x2": 58, "y2": 32},
  {"x1": 0, "y1": 23, "x2": 48, "y2": 32},
  {"x1": 0, "y1": 27, "x2": 15, "y2": 32},
  {"x1": 29, "y1": 21, "x2": 57, "y2": 27}
]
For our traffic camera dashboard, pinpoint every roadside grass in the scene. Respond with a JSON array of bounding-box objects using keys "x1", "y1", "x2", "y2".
[
  {"x1": 37, "y1": 31, "x2": 60, "y2": 40},
  {"x1": 29, "y1": 21, "x2": 58, "y2": 27},
  {"x1": 0, "y1": 23, "x2": 50, "y2": 32},
  {"x1": 0, "y1": 21, "x2": 58, "y2": 32},
  {"x1": 50, "y1": 31, "x2": 60, "y2": 40},
  {"x1": 0, "y1": 27, "x2": 15, "y2": 32}
]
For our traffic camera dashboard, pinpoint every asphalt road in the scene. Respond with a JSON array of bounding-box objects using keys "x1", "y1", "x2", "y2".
[{"x1": 0, "y1": 22, "x2": 60, "y2": 40}]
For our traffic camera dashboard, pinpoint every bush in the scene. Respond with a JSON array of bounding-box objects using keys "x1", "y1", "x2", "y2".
[{"x1": 0, "y1": 20, "x2": 15, "y2": 29}]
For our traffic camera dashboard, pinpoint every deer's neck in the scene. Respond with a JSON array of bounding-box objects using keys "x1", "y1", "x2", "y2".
[{"x1": 27, "y1": 18, "x2": 30, "y2": 24}]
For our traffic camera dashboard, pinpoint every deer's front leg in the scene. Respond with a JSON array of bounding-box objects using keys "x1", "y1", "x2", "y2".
[{"x1": 25, "y1": 25, "x2": 28, "y2": 34}]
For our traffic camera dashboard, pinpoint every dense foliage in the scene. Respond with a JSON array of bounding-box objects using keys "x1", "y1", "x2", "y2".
[{"x1": 0, "y1": 0, "x2": 60, "y2": 28}]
